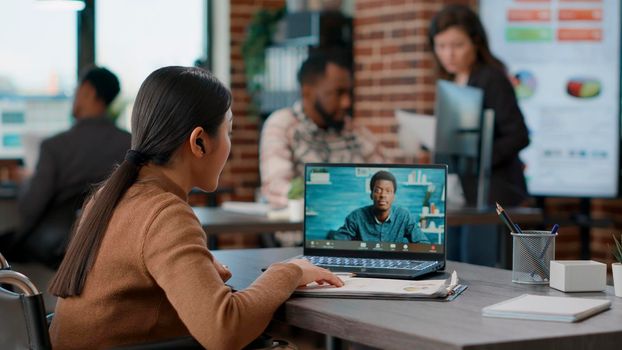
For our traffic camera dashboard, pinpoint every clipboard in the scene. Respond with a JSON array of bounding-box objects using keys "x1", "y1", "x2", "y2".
[{"x1": 293, "y1": 271, "x2": 467, "y2": 301}]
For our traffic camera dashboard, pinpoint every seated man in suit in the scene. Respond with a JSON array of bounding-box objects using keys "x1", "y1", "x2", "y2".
[
  {"x1": 332, "y1": 171, "x2": 430, "y2": 244},
  {"x1": 7, "y1": 66, "x2": 131, "y2": 268},
  {"x1": 260, "y1": 52, "x2": 384, "y2": 209}
]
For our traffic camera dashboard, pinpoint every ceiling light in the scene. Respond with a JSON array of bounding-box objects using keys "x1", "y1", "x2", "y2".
[{"x1": 35, "y1": 0, "x2": 86, "y2": 12}]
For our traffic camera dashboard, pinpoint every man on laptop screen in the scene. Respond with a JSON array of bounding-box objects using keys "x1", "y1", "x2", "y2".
[
  {"x1": 331, "y1": 170, "x2": 430, "y2": 244},
  {"x1": 303, "y1": 163, "x2": 447, "y2": 279}
]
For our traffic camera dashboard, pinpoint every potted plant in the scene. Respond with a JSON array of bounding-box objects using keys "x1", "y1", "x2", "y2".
[
  {"x1": 612, "y1": 233, "x2": 622, "y2": 297},
  {"x1": 241, "y1": 7, "x2": 285, "y2": 116},
  {"x1": 287, "y1": 177, "x2": 304, "y2": 222}
]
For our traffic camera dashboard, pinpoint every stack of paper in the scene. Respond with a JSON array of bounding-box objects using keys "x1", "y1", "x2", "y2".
[
  {"x1": 295, "y1": 271, "x2": 465, "y2": 300},
  {"x1": 482, "y1": 294, "x2": 611, "y2": 322},
  {"x1": 395, "y1": 109, "x2": 436, "y2": 154}
]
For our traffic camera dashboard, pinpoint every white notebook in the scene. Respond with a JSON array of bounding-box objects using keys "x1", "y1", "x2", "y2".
[{"x1": 482, "y1": 294, "x2": 611, "y2": 322}]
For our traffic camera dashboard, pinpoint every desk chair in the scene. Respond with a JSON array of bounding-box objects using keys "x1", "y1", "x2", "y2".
[{"x1": 0, "y1": 253, "x2": 51, "y2": 350}]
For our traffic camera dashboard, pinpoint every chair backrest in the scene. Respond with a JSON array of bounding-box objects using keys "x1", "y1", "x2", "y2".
[{"x1": 0, "y1": 252, "x2": 52, "y2": 350}]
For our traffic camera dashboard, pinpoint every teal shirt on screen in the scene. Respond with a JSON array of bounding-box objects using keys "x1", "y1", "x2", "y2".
[{"x1": 332, "y1": 205, "x2": 430, "y2": 243}]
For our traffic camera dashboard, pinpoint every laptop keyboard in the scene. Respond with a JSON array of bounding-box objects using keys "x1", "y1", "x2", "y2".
[{"x1": 304, "y1": 256, "x2": 437, "y2": 271}]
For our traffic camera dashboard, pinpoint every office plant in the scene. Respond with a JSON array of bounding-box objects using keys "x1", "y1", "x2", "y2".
[
  {"x1": 241, "y1": 7, "x2": 285, "y2": 116},
  {"x1": 287, "y1": 177, "x2": 304, "y2": 221},
  {"x1": 287, "y1": 177, "x2": 304, "y2": 200}
]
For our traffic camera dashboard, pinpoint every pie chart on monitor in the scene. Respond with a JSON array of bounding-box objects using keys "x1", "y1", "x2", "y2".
[{"x1": 513, "y1": 70, "x2": 537, "y2": 99}]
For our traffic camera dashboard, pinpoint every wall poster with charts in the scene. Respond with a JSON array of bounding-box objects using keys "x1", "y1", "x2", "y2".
[{"x1": 480, "y1": 0, "x2": 620, "y2": 197}]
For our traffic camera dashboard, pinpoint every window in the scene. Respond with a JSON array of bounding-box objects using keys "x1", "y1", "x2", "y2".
[
  {"x1": 96, "y1": 0, "x2": 208, "y2": 130},
  {"x1": 0, "y1": 0, "x2": 77, "y2": 159},
  {"x1": 0, "y1": 0, "x2": 77, "y2": 96}
]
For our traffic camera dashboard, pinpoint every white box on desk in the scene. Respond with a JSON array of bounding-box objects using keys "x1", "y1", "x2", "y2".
[{"x1": 549, "y1": 260, "x2": 606, "y2": 292}]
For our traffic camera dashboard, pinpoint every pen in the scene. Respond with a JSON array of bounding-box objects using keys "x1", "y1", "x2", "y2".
[
  {"x1": 496, "y1": 202, "x2": 521, "y2": 233},
  {"x1": 550, "y1": 224, "x2": 559, "y2": 235},
  {"x1": 530, "y1": 224, "x2": 559, "y2": 279},
  {"x1": 538, "y1": 224, "x2": 558, "y2": 259}
]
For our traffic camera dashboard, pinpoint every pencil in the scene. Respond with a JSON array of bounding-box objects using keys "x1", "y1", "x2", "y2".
[{"x1": 495, "y1": 202, "x2": 521, "y2": 233}]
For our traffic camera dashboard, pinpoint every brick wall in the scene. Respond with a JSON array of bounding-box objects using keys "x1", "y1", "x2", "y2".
[
  {"x1": 207, "y1": 0, "x2": 286, "y2": 248},
  {"x1": 222, "y1": 0, "x2": 286, "y2": 203},
  {"x1": 224, "y1": 0, "x2": 472, "y2": 201},
  {"x1": 555, "y1": 198, "x2": 620, "y2": 266},
  {"x1": 353, "y1": 0, "x2": 475, "y2": 161}
]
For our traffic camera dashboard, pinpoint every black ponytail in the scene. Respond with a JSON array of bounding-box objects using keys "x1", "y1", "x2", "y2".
[{"x1": 49, "y1": 66, "x2": 231, "y2": 297}]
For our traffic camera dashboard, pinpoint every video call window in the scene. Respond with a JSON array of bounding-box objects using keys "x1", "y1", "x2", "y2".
[{"x1": 304, "y1": 166, "x2": 446, "y2": 246}]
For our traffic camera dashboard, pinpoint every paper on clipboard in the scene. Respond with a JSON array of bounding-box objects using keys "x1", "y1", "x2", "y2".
[
  {"x1": 395, "y1": 109, "x2": 436, "y2": 154},
  {"x1": 295, "y1": 271, "x2": 466, "y2": 301}
]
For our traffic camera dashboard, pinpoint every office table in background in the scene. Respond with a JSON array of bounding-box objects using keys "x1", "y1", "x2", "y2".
[
  {"x1": 192, "y1": 207, "x2": 302, "y2": 249},
  {"x1": 446, "y1": 206, "x2": 542, "y2": 226},
  {"x1": 193, "y1": 207, "x2": 303, "y2": 234},
  {"x1": 194, "y1": 206, "x2": 542, "y2": 233},
  {"x1": 194, "y1": 206, "x2": 542, "y2": 250},
  {"x1": 214, "y1": 247, "x2": 622, "y2": 350}
]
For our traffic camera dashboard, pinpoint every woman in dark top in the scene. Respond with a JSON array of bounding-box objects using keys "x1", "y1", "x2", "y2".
[{"x1": 429, "y1": 4, "x2": 530, "y2": 206}]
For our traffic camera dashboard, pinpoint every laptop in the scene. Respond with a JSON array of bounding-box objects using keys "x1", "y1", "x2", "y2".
[{"x1": 300, "y1": 163, "x2": 447, "y2": 279}]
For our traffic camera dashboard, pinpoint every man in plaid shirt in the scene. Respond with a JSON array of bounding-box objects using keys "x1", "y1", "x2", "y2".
[{"x1": 260, "y1": 52, "x2": 384, "y2": 208}]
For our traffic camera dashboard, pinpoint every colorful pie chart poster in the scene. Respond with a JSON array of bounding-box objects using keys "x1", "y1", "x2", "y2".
[{"x1": 480, "y1": 0, "x2": 620, "y2": 197}]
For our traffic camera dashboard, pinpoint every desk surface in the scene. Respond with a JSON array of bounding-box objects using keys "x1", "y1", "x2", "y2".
[
  {"x1": 213, "y1": 247, "x2": 622, "y2": 350},
  {"x1": 194, "y1": 206, "x2": 542, "y2": 234}
]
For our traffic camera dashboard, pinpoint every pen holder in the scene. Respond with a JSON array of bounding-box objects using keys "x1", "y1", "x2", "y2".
[{"x1": 512, "y1": 231, "x2": 557, "y2": 284}]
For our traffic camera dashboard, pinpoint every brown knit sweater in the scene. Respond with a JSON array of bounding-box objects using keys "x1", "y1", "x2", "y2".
[{"x1": 50, "y1": 167, "x2": 302, "y2": 350}]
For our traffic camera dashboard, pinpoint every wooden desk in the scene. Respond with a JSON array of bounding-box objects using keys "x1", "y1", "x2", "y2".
[{"x1": 214, "y1": 247, "x2": 622, "y2": 350}]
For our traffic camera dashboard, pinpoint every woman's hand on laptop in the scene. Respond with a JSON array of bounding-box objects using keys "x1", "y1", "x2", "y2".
[{"x1": 289, "y1": 259, "x2": 344, "y2": 288}]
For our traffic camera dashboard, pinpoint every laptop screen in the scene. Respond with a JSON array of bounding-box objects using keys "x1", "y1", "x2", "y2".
[{"x1": 303, "y1": 163, "x2": 447, "y2": 259}]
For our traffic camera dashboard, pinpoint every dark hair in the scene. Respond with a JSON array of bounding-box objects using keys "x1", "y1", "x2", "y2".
[
  {"x1": 428, "y1": 4, "x2": 505, "y2": 80},
  {"x1": 49, "y1": 66, "x2": 232, "y2": 297},
  {"x1": 370, "y1": 171, "x2": 397, "y2": 194},
  {"x1": 79, "y1": 66, "x2": 121, "y2": 106},
  {"x1": 297, "y1": 51, "x2": 351, "y2": 86}
]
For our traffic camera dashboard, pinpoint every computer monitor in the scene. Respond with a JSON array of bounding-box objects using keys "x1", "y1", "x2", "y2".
[
  {"x1": 433, "y1": 80, "x2": 493, "y2": 209},
  {"x1": 0, "y1": 96, "x2": 72, "y2": 164}
]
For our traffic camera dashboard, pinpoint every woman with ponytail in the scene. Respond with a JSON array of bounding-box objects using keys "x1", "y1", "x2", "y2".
[{"x1": 48, "y1": 66, "x2": 342, "y2": 350}]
